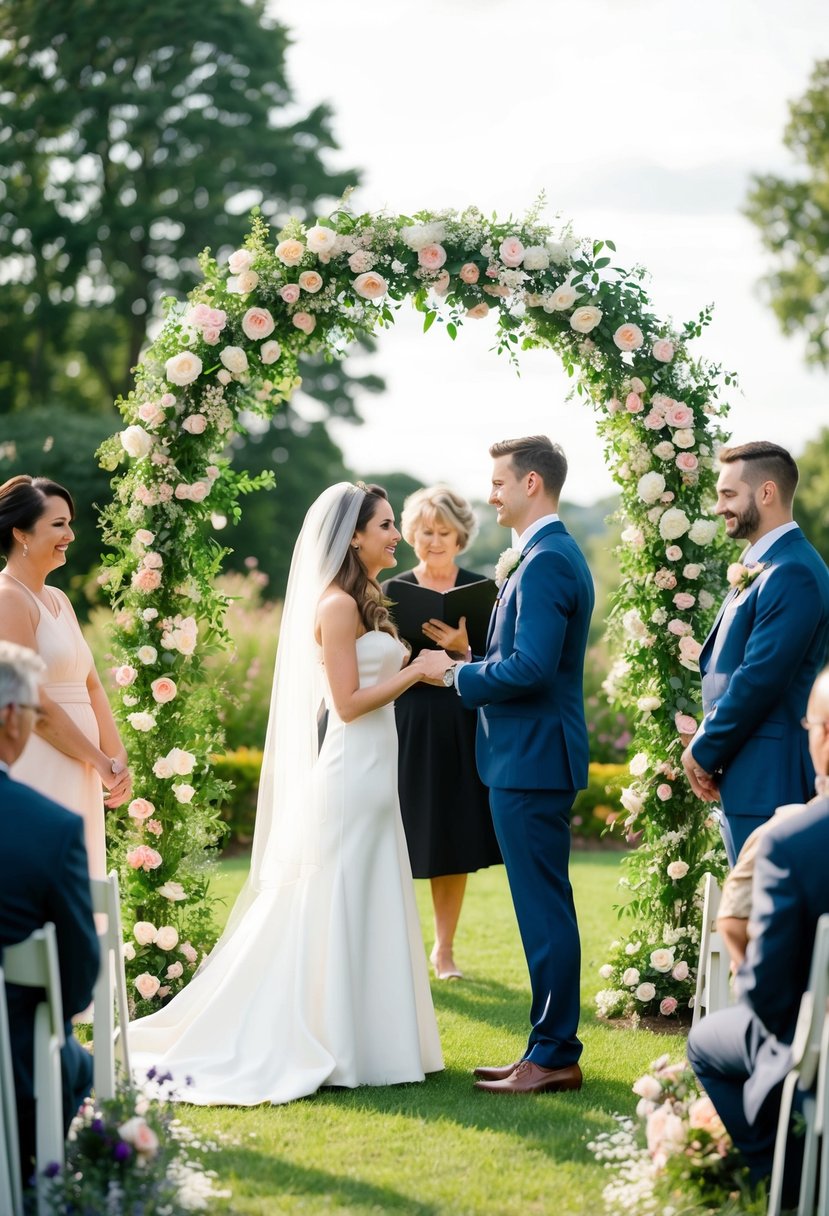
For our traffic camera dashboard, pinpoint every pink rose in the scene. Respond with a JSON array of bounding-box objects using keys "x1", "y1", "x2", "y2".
[
  {"x1": 644, "y1": 410, "x2": 665, "y2": 430},
  {"x1": 181, "y1": 414, "x2": 207, "y2": 435},
  {"x1": 673, "y1": 592, "x2": 695, "y2": 610},
  {"x1": 352, "y1": 271, "x2": 388, "y2": 300},
  {"x1": 145, "y1": 819, "x2": 163, "y2": 836},
  {"x1": 132, "y1": 568, "x2": 162, "y2": 593},
  {"x1": 150, "y1": 677, "x2": 177, "y2": 704},
  {"x1": 679, "y1": 635, "x2": 702, "y2": 666},
  {"x1": 652, "y1": 339, "x2": 675, "y2": 363},
  {"x1": 675, "y1": 712, "x2": 698, "y2": 735},
  {"x1": 137, "y1": 402, "x2": 165, "y2": 429},
  {"x1": 227, "y1": 248, "x2": 254, "y2": 274},
  {"x1": 133, "y1": 974, "x2": 161, "y2": 1001},
  {"x1": 629, "y1": 377, "x2": 647, "y2": 394},
  {"x1": 466, "y1": 302, "x2": 490, "y2": 319},
  {"x1": 128, "y1": 798, "x2": 155, "y2": 821},
  {"x1": 676, "y1": 452, "x2": 698, "y2": 472},
  {"x1": 459, "y1": 262, "x2": 480, "y2": 284},
  {"x1": 279, "y1": 283, "x2": 301, "y2": 305},
  {"x1": 298, "y1": 270, "x2": 323, "y2": 294},
  {"x1": 654, "y1": 568, "x2": 677, "y2": 590},
  {"x1": 242, "y1": 307, "x2": 276, "y2": 340},
  {"x1": 260, "y1": 340, "x2": 281, "y2": 364},
  {"x1": 672, "y1": 960, "x2": 689, "y2": 981},
  {"x1": 179, "y1": 941, "x2": 198, "y2": 965},
  {"x1": 666, "y1": 402, "x2": 694, "y2": 428},
  {"x1": 126, "y1": 845, "x2": 163, "y2": 872},
  {"x1": 119, "y1": 1115, "x2": 160, "y2": 1157},
  {"x1": 668, "y1": 618, "x2": 692, "y2": 636},
  {"x1": 418, "y1": 244, "x2": 447, "y2": 270},
  {"x1": 606, "y1": 397, "x2": 621, "y2": 413},
  {"x1": 348, "y1": 251, "x2": 373, "y2": 273},
  {"x1": 166, "y1": 961, "x2": 184, "y2": 980},
  {"x1": 665, "y1": 545, "x2": 682, "y2": 561},
  {"x1": 115, "y1": 665, "x2": 137, "y2": 687},
  {"x1": 688, "y1": 1096, "x2": 726, "y2": 1138},
  {"x1": 613, "y1": 323, "x2": 644, "y2": 351},
  {"x1": 133, "y1": 921, "x2": 157, "y2": 945},
  {"x1": 292, "y1": 312, "x2": 316, "y2": 335},
  {"x1": 188, "y1": 481, "x2": 210, "y2": 502},
  {"x1": 153, "y1": 757, "x2": 174, "y2": 779},
  {"x1": 499, "y1": 236, "x2": 525, "y2": 267},
  {"x1": 659, "y1": 997, "x2": 678, "y2": 1016},
  {"x1": 625, "y1": 392, "x2": 643, "y2": 414},
  {"x1": 656, "y1": 784, "x2": 673, "y2": 801},
  {"x1": 219, "y1": 346, "x2": 248, "y2": 373}
]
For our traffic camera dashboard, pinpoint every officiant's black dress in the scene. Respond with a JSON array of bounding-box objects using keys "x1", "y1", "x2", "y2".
[{"x1": 385, "y1": 568, "x2": 502, "y2": 878}]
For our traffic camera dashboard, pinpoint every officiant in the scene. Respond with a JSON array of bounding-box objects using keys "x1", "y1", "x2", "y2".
[{"x1": 385, "y1": 486, "x2": 501, "y2": 981}]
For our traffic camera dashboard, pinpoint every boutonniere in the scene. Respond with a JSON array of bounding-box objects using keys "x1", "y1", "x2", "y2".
[
  {"x1": 726, "y1": 561, "x2": 767, "y2": 594},
  {"x1": 494, "y1": 547, "x2": 523, "y2": 591}
]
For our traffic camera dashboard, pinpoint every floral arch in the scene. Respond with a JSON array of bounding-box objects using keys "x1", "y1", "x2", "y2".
[{"x1": 98, "y1": 204, "x2": 734, "y2": 1020}]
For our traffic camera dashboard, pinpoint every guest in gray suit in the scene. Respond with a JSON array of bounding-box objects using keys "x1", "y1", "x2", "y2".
[
  {"x1": 0, "y1": 641, "x2": 99, "y2": 1190},
  {"x1": 688, "y1": 664, "x2": 829, "y2": 1193}
]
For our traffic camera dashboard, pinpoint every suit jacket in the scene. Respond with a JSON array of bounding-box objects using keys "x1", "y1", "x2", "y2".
[
  {"x1": 692, "y1": 528, "x2": 829, "y2": 817},
  {"x1": 456, "y1": 521, "x2": 594, "y2": 790},
  {"x1": 0, "y1": 770, "x2": 99, "y2": 1154},
  {"x1": 739, "y1": 797, "x2": 829, "y2": 1121}
]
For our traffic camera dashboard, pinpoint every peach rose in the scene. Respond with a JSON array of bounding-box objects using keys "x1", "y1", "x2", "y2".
[
  {"x1": 220, "y1": 346, "x2": 248, "y2": 374},
  {"x1": 132, "y1": 568, "x2": 161, "y2": 593},
  {"x1": 353, "y1": 272, "x2": 388, "y2": 300},
  {"x1": 242, "y1": 307, "x2": 276, "y2": 340},
  {"x1": 418, "y1": 243, "x2": 447, "y2": 270},
  {"x1": 217, "y1": 369, "x2": 232, "y2": 385},
  {"x1": 232, "y1": 269, "x2": 259, "y2": 294},
  {"x1": 292, "y1": 312, "x2": 316, "y2": 335},
  {"x1": 260, "y1": 340, "x2": 281, "y2": 365},
  {"x1": 613, "y1": 323, "x2": 644, "y2": 351},
  {"x1": 275, "y1": 238, "x2": 305, "y2": 266},
  {"x1": 115, "y1": 665, "x2": 137, "y2": 687},
  {"x1": 298, "y1": 270, "x2": 323, "y2": 294},
  {"x1": 279, "y1": 283, "x2": 301, "y2": 305},
  {"x1": 466, "y1": 302, "x2": 490, "y2": 319},
  {"x1": 688, "y1": 1095, "x2": 726, "y2": 1138},
  {"x1": 652, "y1": 338, "x2": 675, "y2": 363},
  {"x1": 164, "y1": 352, "x2": 203, "y2": 388},
  {"x1": 227, "y1": 248, "x2": 254, "y2": 274},
  {"x1": 133, "y1": 921, "x2": 157, "y2": 945},
  {"x1": 166, "y1": 961, "x2": 184, "y2": 980},
  {"x1": 459, "y1": 262, "x2": 480, "y2": 284},
  {"x1": 133, "y1": 974, "x2": 161, "y2": 1001},
  {"x1": 499, "y1": 236, "x2": 525, "y2": 267},
  {"x1": 569, "y1": 306, "x2": 602, "y2": 334},
  {"x1": 150, "y1": 677, "x2": 177, "y2": 704},
  {"x1": 189, "y1": 481, "x2": 210, "y2": 502},
  {"x1": 128, "y1": 798, "x2": 155, "y2": 821},
  {"x1": 155, "y1": 925, "x2": 179, "y2": 951},
  {"x1": 126, "y1": 844, "x2": 162, "y2": 871}
]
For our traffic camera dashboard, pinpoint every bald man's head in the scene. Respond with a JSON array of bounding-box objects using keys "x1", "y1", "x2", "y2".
[{"x1": 806, "y1": 667, "x2": 829, "y2": 780}]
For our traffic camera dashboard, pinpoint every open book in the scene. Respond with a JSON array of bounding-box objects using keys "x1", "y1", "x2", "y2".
[{"x1": 387, "y1": 577, "x2": 497, "y2": 654}]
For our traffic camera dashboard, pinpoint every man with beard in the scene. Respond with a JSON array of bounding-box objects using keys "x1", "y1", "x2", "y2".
[{"x1": 681, "y1": 441, "x2": 829, "y2": 864}]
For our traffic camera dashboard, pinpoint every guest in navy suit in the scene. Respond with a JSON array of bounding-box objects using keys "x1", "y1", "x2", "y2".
[
  {"x1": 688, "y1": 664, "x2": 829, "y2": 1190},
  {"x1": 0, "y1": 641, "x2": 99, "y2": 1189},
  {"x1": 418, "y1": 436, "x2": 594, "y2": 1094},
  {"x1": 682, "y1": 441, "x2": 829, "y2": 864}
]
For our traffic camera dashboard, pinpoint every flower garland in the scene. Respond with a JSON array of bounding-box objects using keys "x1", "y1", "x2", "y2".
[{"x1": 98, "y1": 203, "x2": 734, "y2": 1018}]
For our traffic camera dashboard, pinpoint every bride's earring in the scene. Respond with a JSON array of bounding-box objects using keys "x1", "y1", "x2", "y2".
[
  {"x1": 22, "y1": 542, "x2": 29, "y2": 557},
  {"x1": 352, "y1": 544, "x2": 360, "y2": 551}
]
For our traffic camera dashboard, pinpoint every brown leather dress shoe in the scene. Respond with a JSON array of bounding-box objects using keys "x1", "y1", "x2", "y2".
[
  {"x1": 472, "y1": 1060, "x2": 524, "y2": 1081},
  {"x1": 474, "y1": 1060, "x2": 583, "y2": 1094}
]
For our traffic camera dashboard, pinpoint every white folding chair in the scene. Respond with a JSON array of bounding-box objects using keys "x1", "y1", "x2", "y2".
[
  {"x1": 0, "y1": 966, "x2": 24, "y2": 1216},
  {"x1": 89, "y1": 870, "x2": 131, "y2": 1100},
  {"x1": 767, "y1": 913, "x2": 829, "y2": 1216},
  {"x1": 692, "y1": 872, "x2": 732, "y2": 1026},
  {"x1": 3, "y1": 924, "x2": 65, "y2": 1216}
]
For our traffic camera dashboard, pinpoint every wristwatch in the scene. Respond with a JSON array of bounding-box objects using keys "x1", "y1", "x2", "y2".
[{"x1": 442, "y1": 664, "x2": 457, "y2": 689}]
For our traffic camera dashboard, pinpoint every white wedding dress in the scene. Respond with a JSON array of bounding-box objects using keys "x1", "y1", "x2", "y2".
[{"x1": 129, "y1": 631, "x2": 443, "y2": 1104}]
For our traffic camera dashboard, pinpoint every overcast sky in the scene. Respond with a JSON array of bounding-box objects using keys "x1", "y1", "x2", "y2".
[{"x1": 270, "y1": 0, "x2": 828, "y2": 505}]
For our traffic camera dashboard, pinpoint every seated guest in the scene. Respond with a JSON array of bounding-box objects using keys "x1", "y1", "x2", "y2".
[
  {"x1": 0, "y1": 641, "x2": 99, "y2": 1191},
  {"x1": 688, "y1": 665, "x2": 829, "y2": 1194}
]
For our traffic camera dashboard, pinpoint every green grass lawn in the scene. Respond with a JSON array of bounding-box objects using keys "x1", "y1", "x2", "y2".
[{"x1": 180, "y1": 852, "x2": 680, "y2": 1215}]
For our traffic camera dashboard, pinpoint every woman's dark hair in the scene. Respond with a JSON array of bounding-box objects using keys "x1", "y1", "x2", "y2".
[
  {"x1": 0, "y1": 475, "x2": 75, "y2": 557},
  {"x1": 334, "y1": 483, "x2": 397, "y2": 637}
]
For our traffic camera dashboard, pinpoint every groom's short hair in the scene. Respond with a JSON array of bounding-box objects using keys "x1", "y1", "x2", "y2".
[
  {"x1": 718, "y1": 441, "x2": 798, "y2": 506},
  {"x1": 489, "y1": 436, "x2": 567, "y2": 498}
]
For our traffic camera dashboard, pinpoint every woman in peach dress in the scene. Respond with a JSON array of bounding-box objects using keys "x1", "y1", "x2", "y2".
[{"x1": 0, "y1": 476, "x2": 132, "y2": 875}]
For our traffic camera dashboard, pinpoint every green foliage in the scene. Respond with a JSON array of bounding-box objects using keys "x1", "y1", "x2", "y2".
[
  {"x1": 796, "y1": 428, "x2": 829, "y2": 562},
  {"x1": 745, "y1": 59, "x2": 829, "y2": 366}
]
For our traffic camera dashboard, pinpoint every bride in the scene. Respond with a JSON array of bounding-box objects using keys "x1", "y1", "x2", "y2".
[{"x1": 129, "y1": 482, "x2": 443, "y2": 1103}]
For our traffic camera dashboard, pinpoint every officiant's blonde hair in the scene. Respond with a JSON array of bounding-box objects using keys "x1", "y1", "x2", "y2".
[{"x1": 400, "y1": 485, "x2": 478, "y2": 552}]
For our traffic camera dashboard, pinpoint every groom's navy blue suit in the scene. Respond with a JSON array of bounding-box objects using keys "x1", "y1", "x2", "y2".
[
  {"x1": 457, "y1": 520, "x2": 594, "y2": 1069},
  {"x1": 0, "y1": 769, "x2": 99, "y2": 1187},
  {"x1": 691, "y1": 526, "x2": 829, "y2": 862}
]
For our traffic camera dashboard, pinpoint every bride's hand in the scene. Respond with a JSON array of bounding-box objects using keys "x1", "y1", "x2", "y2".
[
  {"x1": 421, "y1": 616, "x2": 468, "y2": 659},
  {"x1": 410, "y1": 649, "x2": 452, "y2": 686}
]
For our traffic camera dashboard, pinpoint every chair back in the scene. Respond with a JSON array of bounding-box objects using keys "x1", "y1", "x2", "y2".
[
  {"x1": 791, "y1": 914, "x2": 829, "y2": 1091},
  {"x1": 88, "y1": 871, "x2": 132, "y2": 1099},
  {"x1": 3, "y1": 924, "x2": 66, "y2": 1209},
  {"x1": 692, "y1": 873, "x2": 732, "y2": 1026},
  {"x1": 0, "y1": 966, "x2": 24, "y2": 1216}
]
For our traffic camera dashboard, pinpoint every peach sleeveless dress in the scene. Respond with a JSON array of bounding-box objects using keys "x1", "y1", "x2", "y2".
[{"x1": 5, "y1": 573, "x2": 106, "y2": 877}]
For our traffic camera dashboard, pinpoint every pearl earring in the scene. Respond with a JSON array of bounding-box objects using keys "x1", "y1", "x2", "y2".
[
  {"x1": 352, "y1": 544, "x2": 360, "y2": 552},
  {"x1": 22, "y1": 543, "x2": 29, "y2": 557}
]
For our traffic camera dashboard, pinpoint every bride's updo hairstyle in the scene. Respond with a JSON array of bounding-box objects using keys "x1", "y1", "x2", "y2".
[
  {"x1": 334, "y1": 483, "x2": 398, "y2": 638},
  {"x1": 0, "y1": 475, "x2": 75, "y2": 558}
]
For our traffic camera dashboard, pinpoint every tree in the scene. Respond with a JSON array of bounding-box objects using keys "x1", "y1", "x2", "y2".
[
  {"x1": 797, "y1": 428, "x2": 829, "y2": 562},
  {"x1": 745, "y1": 59, "x2": 829, "y2": 367},
  {"x1": 0, "y1": 0, "x2": 362, "y2": 413}
]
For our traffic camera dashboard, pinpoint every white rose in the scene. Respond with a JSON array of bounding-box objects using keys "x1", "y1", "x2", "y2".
[
  {"x1": 598, "y1": 964, "x2": 614, "y2": 980},
  {"x1": 622, "y1": 609, "x2": 648, "y2": 640},
  {"x1": 260, "y1": 340, "x2": 281, "y2": 365},
  {"x1": 220, "y1": 346, "x2": 248, "y2": 374},
  {"x1": 122, "y1": 942, "x2": 136, "y2": 961},
  {"x1": 305, "y1": 225, "x2": 338, "y2": 254},
  {"x1": 673, "y1": 428, "x2": 696, "y2": 449},
  {"x1": 543, "y1": 284, "x2": 578, "y2": 312},
  {"x1": 688, "y1": 518, "x2": 719, "y2": 545},
  {"x1": 637, "y1": 472, "x2": 666, "y2": 504},
  {"x1": 629, "y1": 752, "x2": 649, "y2": 776},
  {"x1": 399, "y1": 222, "x2": 446, "y2": 251},
  {"x1": 153, "y1": 757, "x2": 174, "y2": 779},
  {"x1": 625, "y1": 941, "x2": 641, "y2": 956},
  {"x1": 635, "y1": 982, "x2": 656, "y2": 1003},
  {"x1": 173, "y1": 783, "x2": 195, "y2": 804},
  {"x1": 137, "y1": 646, "x2": 157, "y2": 665},
  {"x1": 134, "y1": 973, "x2": 161, "y2": 1001},
  {"x1": 658, "y1": 508, "x2": 691, "y2": 541},
  {"x1": 637, "y1": 695, "x2": 662, "y2": 712},
  {"x1": 666, "y1": 860, "x2": 690, "y2": 881},
  {"x1": 227, "y1": 248, "x2": 254, "y2": 274},
  {"x1": 683, "y1": 563, "x2": 702, "y2": 579},
  {"x1": 522, "y1": 245, "x2": 550, "y2": 271},
  {"x1": 167, "y1": 747, "x2": 196, "y2": 775},
  {"x1": 231, "y1": 269, "x2": 259, "y2": 294},
  {"x1": 650, "y1": 947, "x2": 675, "y2": 972},
  {"x1": 158, "y1": 881, "x2": 187, "y2": 902},
  {"x1": 127, "y1": 711, "x2": 156, "y2": 733},
  {"x1": 569, "y1": 305, "x2": 602, "y2": 334},
  {"x1": 623, "y1": 968, "x2": 641, "y2": 987},
  {"x1": 164, "y1": 351, "x2": 203, "y2": 387},
  {"x1": 133, "y1": 921, "x2": 157, "y2": 946},
  {"x1": 120, "y1": 426, "x2": 154, "y2": 460},
  {"x1": 620, "y1": 787, "x2": 643, "y2": 816},
  {"x1": 632, "y1": 1074, "x2": 663, "y2": 1102},
  {"x1": 698, "y1": 589, "x2": 714, "y2": 610},
  {"x1": 155, "y1": 925, "x2": 179, "y2": 951}
]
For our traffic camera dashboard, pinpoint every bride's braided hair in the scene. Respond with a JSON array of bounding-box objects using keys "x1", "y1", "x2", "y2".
[{"x1": 334, "y1": 483, "x2": 398, "y2": 637}]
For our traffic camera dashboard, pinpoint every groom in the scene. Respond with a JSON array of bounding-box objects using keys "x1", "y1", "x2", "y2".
[{"x1": 419, "y1": 436, "x2": 594, "y2": 1094}]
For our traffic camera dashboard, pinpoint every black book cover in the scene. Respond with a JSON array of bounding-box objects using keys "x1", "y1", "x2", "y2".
[{"x1": 387, "y1": 577, "x2": 497, "y2": 653}]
